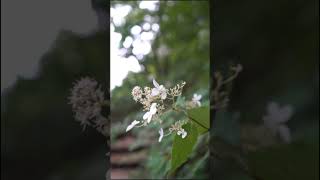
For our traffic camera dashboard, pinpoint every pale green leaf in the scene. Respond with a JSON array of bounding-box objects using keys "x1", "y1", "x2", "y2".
[{"x1": 187, "y1": 106, "x2": 210, "y2": 134}]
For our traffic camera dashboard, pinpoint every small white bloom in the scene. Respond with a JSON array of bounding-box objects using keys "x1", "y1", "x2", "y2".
[
  {"x1": 263, "y1": 102, "x2": 293, "y2": 143},
  {"x1": 193, "y1": 93, "x2": 202, "y2": 101},
  {"x1": 143, "y1": 103, "x2": 157, "y2": 123},
  {"x1": 177, "y1": 128, "x2": 187, "y2": 138},
  {"x1": 192, "y1": 93, "x2": 202, "y2": 106},
  {"x1": 158, "y1": 128, "x2": 164, "y2": 142},
  {"x1": 182, "y1": 131, "x2": 187, "y2": 138},
  {"x1": 126, "y1": 120, "x2": 140, "y2": 132},
  {"x1": 151, "y1": 79, "x2": 167, "y2": 100}
]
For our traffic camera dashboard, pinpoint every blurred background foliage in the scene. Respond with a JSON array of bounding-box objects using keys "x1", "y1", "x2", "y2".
[
  {"x1": 212, "y1": 0, "x2": 319, "y2": 179},
  {"x1": 1, "y1": 0, "x2": 109, "y2": 178},
  {"x1": 110, "y1": 0, "x2": 209, "y2": 179},
  {"x1": 1, "y1": 30, "x2": 109, "y2": 180}
]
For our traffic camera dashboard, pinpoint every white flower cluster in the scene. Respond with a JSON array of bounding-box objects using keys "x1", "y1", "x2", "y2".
[
  {"x1": 68, "y1": 77, "x2": 107, "y2": 131},
  {"x1": 127, "y1": 79, "x2": 188, "y2": 142},
  {"x1": 169, "y1": 120, "x2": 188, "y2": 138},
  {"x1": 157, "y1": 120, "x2": 188, "y2": 144}
]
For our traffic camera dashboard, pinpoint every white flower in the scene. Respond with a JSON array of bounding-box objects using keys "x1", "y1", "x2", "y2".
[
  {"x1": 158, "y1": 128, "x2": 164, "y2": 142},
  {"x1": 143, "y1": 103, "x2": 157, "y2": 123},
  {"x1": 126, "y1": 120, "x2": 140, "y2": 132},
  {"x1": 192, "y1": 93, "x2": 202, "y2": 106},
  {"x1": 263, "y1": 102, "x2": 293, "y2": 143},
  {"x1": 177, "y1": 128, "x2": 187, "y2": 138},
  {"x1": 151, "y1": 79, "x2": 167, "y2": 100}
]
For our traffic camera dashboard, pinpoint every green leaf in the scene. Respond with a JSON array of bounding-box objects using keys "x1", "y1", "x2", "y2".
[
  {"x1": 170, "y1": 122, "x2": 198, "y2": 174},
  {"x1": 187, "y1": 106, "x2": 210, "y2": 134}
]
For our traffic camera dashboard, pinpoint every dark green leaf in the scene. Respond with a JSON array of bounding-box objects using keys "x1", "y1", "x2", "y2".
[{"x1": 170, "y1": 122, "x2": 198, "y2": 174}]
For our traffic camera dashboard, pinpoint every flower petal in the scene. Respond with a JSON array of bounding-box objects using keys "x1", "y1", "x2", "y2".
[
  {"x1": 197, "y1": 101, "x2": 201, "y2": 106},
  {"x1": 278, "y1": 125, "x2": 291, "y2": 143},
  {"x1": 151, "y1": 88, "x2": 160, "y2": 96},
  {"x1": 267, "y1": 102, "x2": 279, "y2": 115},
  {"x1": 182, "y1": 131, "x2": 187, "y2": 138},
  {"x1": 159, "y1": 85, "x2": 165, "y2": 90},
  {"x1": 158, "y1": 128, "x2": 164, "y2": 142},
  {"x1": 150, "y1": 103, "x2": 157, "y2": 114},
  {"x1": 278, "y1": 105, "x2": 293, "y2": 123},
  {"x1": 192, "y1": 94, "x2": 202, "y2": 102},
  {"x1": 147, "y1": 114, "x2": 153, "y2": 123},
  {"x1": 132, "y1": 120, "x2": 140, "y2": 126},
  {"x1": 197, "y1": 94, "x2": 202, "y2": 100},
  {"x1": 193, "y1": 94, "x2": 198, "y2": 99},
  {"x1": 126, "y1": 124, "x2": 133, "y2": 132},
  {"x1": 194, "y1": 94, "x2": 201, "y2": 100},
  {"x1": 153, "y1": 79, "x2": 160, "y2": 88},
  {"x1": 126, "y1": 120, "x2": 140, "y2": 132},
  {"x1": 143, "y1": 111, "x2": 150, "y2": 120}
]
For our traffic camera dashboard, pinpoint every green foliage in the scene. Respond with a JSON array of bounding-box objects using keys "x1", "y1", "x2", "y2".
[
  {"x1": 170, "y1": 122, "x2": 199, "y2": 174},
  {"x1": 187, "y1": 106, "x2": 210, "y2": 134}
]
